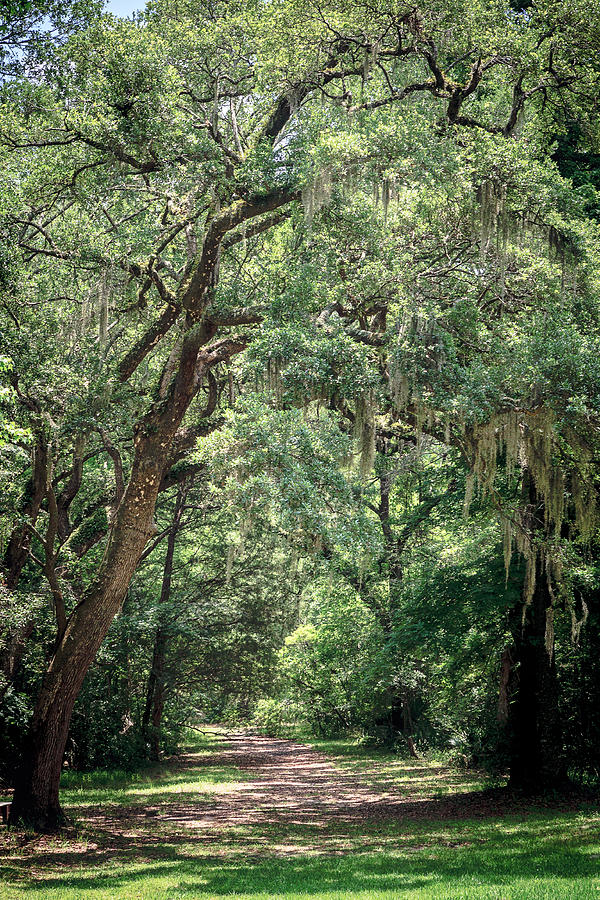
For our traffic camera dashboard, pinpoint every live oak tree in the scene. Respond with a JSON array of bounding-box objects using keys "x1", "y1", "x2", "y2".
[
  {"x1": 298, "y1": 150, "x2": 600, "y2": 788},
  {"x1": 2, "y1": 0, "x2": 600, "y2": 828},
  {"x1": 259, "y1": 30, "x2": 600, "y2": 785}
]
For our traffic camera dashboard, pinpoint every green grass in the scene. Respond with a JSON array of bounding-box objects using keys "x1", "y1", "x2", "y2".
[
  {"x1": 56, "y1": 738, "x2": 250, "y2": 811},
  {"x1": 304, "y1": 735, "x2": 493, "y2": 796},
  {"x1": 0, "y1": 727, "x2": 598, "y2": 899},
  {"x1": 59, "y1": 754, "x2": 249, "y2": 809}
]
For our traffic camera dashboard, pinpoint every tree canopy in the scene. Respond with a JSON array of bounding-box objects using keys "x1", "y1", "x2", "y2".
[{"x1": 1, "y1": 0, "x2": 600, "y2": 831}]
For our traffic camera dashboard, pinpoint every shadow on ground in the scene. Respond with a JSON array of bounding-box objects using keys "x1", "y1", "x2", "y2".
[{"x1": 1, "y1": 733, "x2": 598, "y2": 897}]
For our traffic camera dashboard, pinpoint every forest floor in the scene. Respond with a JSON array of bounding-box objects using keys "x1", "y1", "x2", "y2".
[{"x1": 0, "y1": 727, "x2": 599, "y2": 899}]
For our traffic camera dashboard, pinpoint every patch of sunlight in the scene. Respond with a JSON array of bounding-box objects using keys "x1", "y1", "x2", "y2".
[{"x1": 61, "y1": 763, "x2": 248, "y2": 805}]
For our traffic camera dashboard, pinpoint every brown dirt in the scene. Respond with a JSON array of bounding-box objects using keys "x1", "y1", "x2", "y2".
[
  {"x1": 71, "y1": 732, "x2": 585, "y2": 838},
  {"x1": 0, "y1": 731, "x2": 590, "y2": 867}
]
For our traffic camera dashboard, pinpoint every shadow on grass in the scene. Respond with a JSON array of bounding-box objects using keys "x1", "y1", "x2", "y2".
[
  {"x1": 2, "y1": 731, "x2": 599, "y2": 897},
  {"x1": 2, "y1": 816, "x2": 599, "y2": 897},
  {"x1": 61, "y1": 766, "x2": 250, "y2": 808}
]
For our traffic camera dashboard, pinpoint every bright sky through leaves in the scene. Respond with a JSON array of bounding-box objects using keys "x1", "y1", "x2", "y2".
[{"x1": 105, "y1": 0, "x2": 141, "y2": 16}]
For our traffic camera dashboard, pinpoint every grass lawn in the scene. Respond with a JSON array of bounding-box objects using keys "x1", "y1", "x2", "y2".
[{"x1": 0, "y1": 728, "x2": 598, "y2": 899}]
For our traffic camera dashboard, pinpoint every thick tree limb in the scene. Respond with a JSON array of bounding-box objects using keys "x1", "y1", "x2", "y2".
[
  {"x1": 179, "y1": 188, "x2": 300, "y2": 314},
  {"x1": 97, "y1": 428, "x2": 125, "y2": 518},
  {"x1": 205, "y1": 306, "x2": 265, "y2": 326},
  {"x1": 222, "y1": 209, "x2": 292, "y2": 249},
  {"x1": 118, "y1": 303, "x2": 180, "y2": 382}
]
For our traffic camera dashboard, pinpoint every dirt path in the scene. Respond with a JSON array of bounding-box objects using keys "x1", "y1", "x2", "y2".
[
  {"x1": 1, "y1": 731, "x2": 587, "y2": 868},
  {"x1": 77, "y1": 730, "x2": 550, "y2": 842},
  {"x1": 168, "y1": 732, "x2": 408, "y2": 828},
  {"x1": 76, "y1": 731, "x2": 410, "y2": 840}
]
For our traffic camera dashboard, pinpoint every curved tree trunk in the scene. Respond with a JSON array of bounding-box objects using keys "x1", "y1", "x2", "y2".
[
  {"x1": 10, "y1": 435, "x2": 167, "y2": 831},
  {"x1": 8, "y1": 181, "x2": 297, "y2": 833}
]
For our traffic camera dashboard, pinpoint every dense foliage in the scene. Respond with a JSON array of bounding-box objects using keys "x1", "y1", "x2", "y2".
[{"x1": 1, "y1": 0, "x2": 600, "y2": 829}]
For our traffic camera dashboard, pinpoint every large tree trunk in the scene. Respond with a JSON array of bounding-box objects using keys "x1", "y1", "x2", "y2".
[
  {"x1": 10, "y1": 435, "x2": 167, "y2": 831},
  {"x1": 8, "y1": 185, "x2": 293, "y2": 832},
  {"x1": 10, "y1": 251, "x2": 220, "y2": 831},
  {"x1": 509, "y1": 559, "x2": 566, "y2": 792}
]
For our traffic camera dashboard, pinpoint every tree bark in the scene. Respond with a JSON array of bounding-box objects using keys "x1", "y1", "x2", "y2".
[
  {"x1": 8, "y1": 113, "x2": 307, "y2": 832},
  {"x1": 497, "y1": 646, "x2": 514, "y2": 725},
  {"x1": 509, "y1": 556, "x2": 566, "y2": 791},
  {"x1": 8, "y1": 187, "x2": 271, "y2": 829},
  {"x1": 9, "y1": 427, "x2": 177, "y2": 830},
  {"x1": 142, "y1": 627, "x2": 168, "y2": 762}
]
